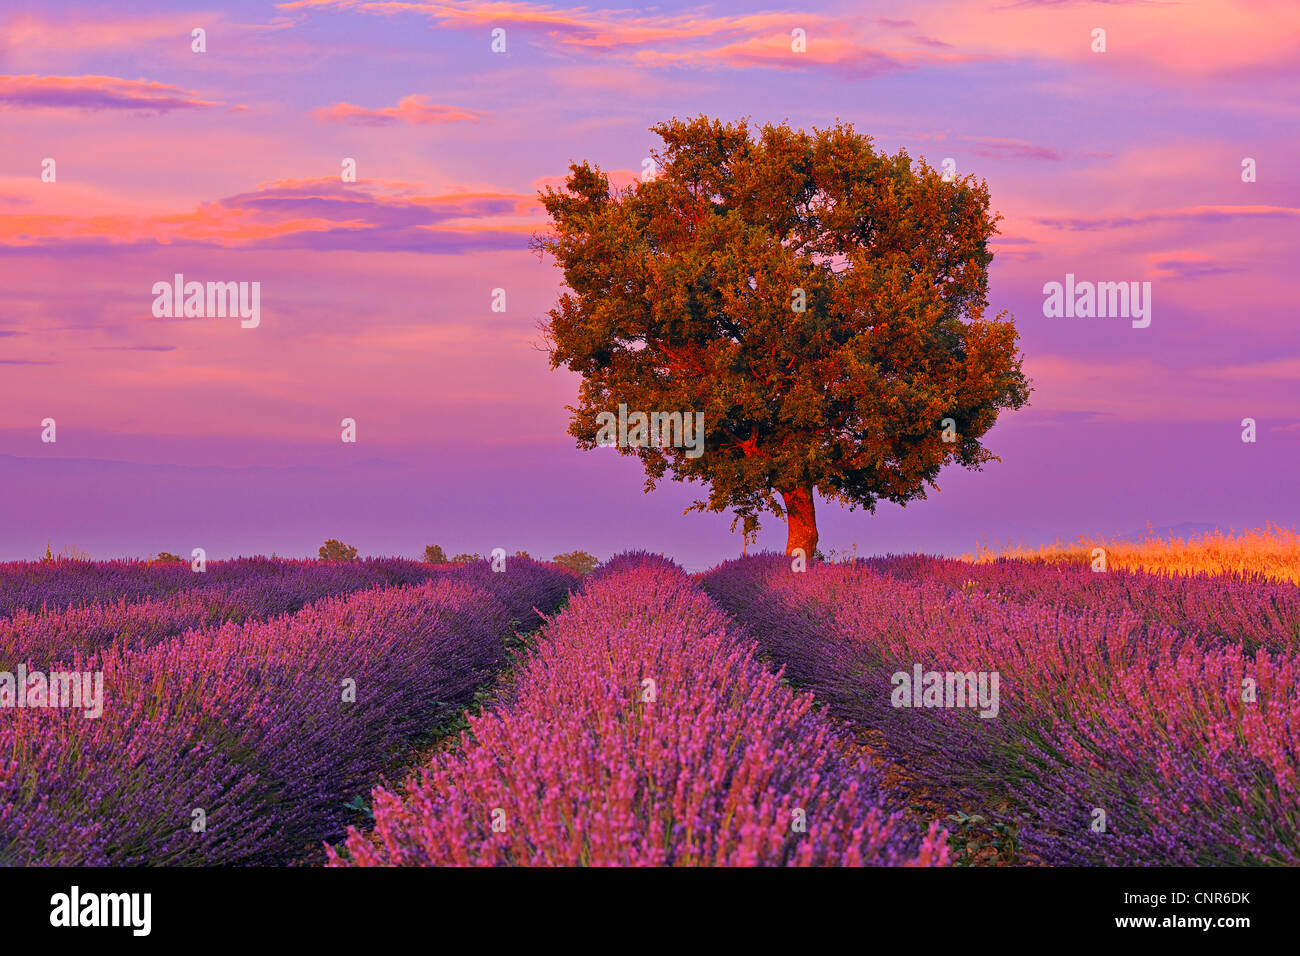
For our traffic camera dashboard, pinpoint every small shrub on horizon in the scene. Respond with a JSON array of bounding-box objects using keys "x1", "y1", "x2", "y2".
[
  {"x1": 552, "y1": 550, "x2": 598, "y2": 576},
  {"x1": 423, "y1": 545, "x2": 448, "y2": 564},
  {"x1": 40, "y1": 542, "x2": 92, "y2": 563},
  {"x1": 319, "y1": 539, "x2": 360, "y2": 562}
]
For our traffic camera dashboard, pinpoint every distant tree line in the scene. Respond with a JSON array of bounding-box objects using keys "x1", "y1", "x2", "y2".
[
  {"x1": 49, "y1": 539, "x2": 602, "y2": 576},
  {"x1": 423, "y1": 543, "x2": 598, "y2": 575}
]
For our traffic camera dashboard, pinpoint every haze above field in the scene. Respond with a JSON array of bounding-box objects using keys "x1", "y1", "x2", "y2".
[{"x1": 1, "y1": 0, "x2": 1297, "y2": 566}]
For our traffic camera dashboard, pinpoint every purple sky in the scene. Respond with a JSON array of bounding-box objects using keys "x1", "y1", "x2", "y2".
[{"x1": 1, "y1": 0, "x2": 1297, "y2": 568}]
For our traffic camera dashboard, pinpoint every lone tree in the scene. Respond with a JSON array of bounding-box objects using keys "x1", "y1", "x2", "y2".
[
  {"x1": 535, "y1": 117, "x2": 1030, "y2": 556},
  {"x1": 319, "y1": 539, "x2": 359, "y2": 561},
  {"x1": 552, "y1": 550, "x2": 599, "y2": 576}
]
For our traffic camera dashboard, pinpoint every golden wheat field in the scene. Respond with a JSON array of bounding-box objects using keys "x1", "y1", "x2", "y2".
[{"x1": 967, "y1": 526, "x2": 1300, "y2": 583}]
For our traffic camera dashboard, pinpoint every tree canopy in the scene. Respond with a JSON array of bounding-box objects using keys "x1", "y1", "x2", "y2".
[
  {"x1": 319, "y1": 539, "x2": 359, "y2": 561},
  {"x1": 535, "y1": 116, "x2": 1030, "y2": 555},
  {"x1": 552, "y1": 550, "x2": 599, "y2": 575}
]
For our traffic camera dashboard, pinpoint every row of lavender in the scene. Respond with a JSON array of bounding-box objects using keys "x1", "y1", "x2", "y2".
[
  {"x1": 328, "y1": 554, "x2": 948, "y2": 866},
  {"x1": 701, "y1": 555, "x2": 1299, "y2": 865},
  {"x1": 1, "y1": 558, "x2": 568, "y2": 671},
  {"x1": 0, "y1": 556, "x2": 445, "y2": 621},
  {"x1": 0, "y1": 559, "x2": 574, "y2": 865},
  {"x1": 858, "y1": 554, "x2": 1300, "y2": 654}
]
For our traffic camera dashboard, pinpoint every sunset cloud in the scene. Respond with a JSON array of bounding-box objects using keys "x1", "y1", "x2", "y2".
[
  {"x1": 273, "y1": 0, "x2": 1300, "y2": 85},
  {"x1": 0, "y1": 12, "x2": 208, "y2": 54},
  {"x1": 92, "y1": 344, "x2": 178, "y2": 352},
  {"x1": 0, "y1": 74, "x2": 221, "y2": 112},
  {"x1": 1145, "y1": 252, "x2": 1244, "y2": 281},
  {"x1": 0, "y1": 177, "x2": 540, "y2": 254},
  {"x1": 1032, "y1": 205, "x2": 1300, "y2": 232},
  {"x1": 0, "y1": 11, "x2": 315, "y2": 72},
  {"x1": 311, "y1": 95, "x2": 483, "y2": 126},
  {"x1": 963, "y1": 136, "x2": 1061, "y2": 162},
  {"x1": 278, "y1": 1, "x2": 988, "y2": 77}
]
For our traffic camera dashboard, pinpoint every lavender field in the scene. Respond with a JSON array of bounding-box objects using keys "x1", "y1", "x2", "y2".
[
  {"x1": 0, "y1": 556, "x2": 574, "y2": 865},
  {"x1": 2, "y1": 550, "x2": 1293, "y2": 867}
]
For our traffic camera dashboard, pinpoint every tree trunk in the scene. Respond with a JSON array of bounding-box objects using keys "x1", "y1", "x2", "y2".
[{"x1": 781, "y1": 486, "x2": 818, "y2": 557}]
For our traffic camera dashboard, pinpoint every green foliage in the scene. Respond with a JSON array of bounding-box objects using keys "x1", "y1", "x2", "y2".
[
  {"x1": 535, "y1": 115, "x2": 1030, "y2": 541},
  {"x1": 551, "y1": 550, "x2": 598, "y2": 575},
  {"x1": 154, "y1": 552, "x2": 185, "y2": 563},
  {"x1": 945, "y1": 810, "x2": 1020, "y2": 866},
  {"x1": 318, "y1": 539, "x2": 359, "y2": 561},
  {"x1": 423, "y1": 544, "x2": 448, "y2": 564},
  {"x1": 342, "y1": 795, "x2": 374, "y2": 821},
  {"x1": 450, "y1": 553, "x2": 483, "y2": 564}
]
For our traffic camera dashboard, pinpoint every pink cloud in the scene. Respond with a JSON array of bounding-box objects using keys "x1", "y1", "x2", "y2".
[
  {"x1": 280, "y1": 1, "x2": 991, "y2": 77},
  {"x1": 311, "y1": 94, "x2": 483, "y2": 127},
  {"x1": 989, "y1": 234, "x2": 1041, "y2": 261},
  {"x1": 0, "y1": 176, "x2": 541, "y2": 252},
  {"x1": 1145, "y1": 251, "x2": 1244, "y2": 280},
  {"x1": 632, "y1": 34, "x2": 907, "y2": 77},
  {"x1": 279, "y1": 0, "x2": 1295, "y2": 85},
  {"x1": 963, "y1": 136, "x2": 1062, "y2": 161},
  {"x1": 916, "y1": 0, "x2": 1300, "y2": 79},
  {"x1": 0, "y1": 74, "x2": 221, "y2": 112},
  {"x1": 0, "y1": 12, "x2": 318, "y2": 73},
  {"x1": 280, "y1": 0, "x2": 793, "y2": 47},
  {"x1": 0, "y1": 12, "x2": 206, "y2": 54},
  {"x1": 1033, "y1": 205, "x2": 1300, "y2": 231}
]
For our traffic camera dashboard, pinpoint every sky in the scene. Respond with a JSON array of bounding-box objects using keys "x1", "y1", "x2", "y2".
[{"x1": 0, "y1": 0, "x2": 1297, "y2": 569}]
